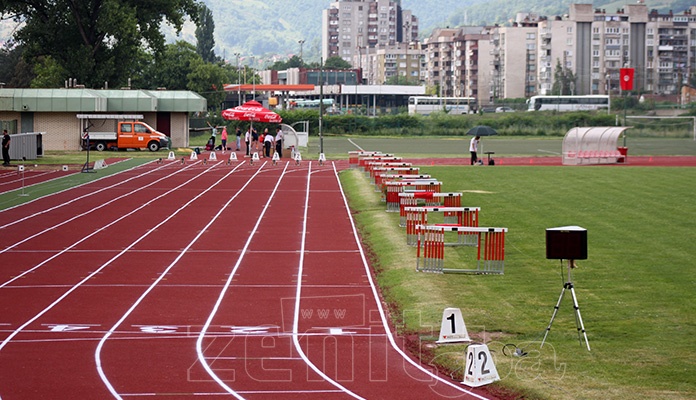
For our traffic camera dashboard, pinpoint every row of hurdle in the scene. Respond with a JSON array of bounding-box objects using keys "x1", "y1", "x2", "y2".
[{"x1": 350, "y1": 150, "x2": 507, "y2": 275}]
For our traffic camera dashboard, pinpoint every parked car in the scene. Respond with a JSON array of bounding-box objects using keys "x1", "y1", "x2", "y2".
[{"x1": 495, "y1": 106, "x2": 515, "y2": 113}]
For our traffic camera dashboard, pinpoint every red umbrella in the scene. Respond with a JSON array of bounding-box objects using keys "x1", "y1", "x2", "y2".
[{"x1": 221, "y1": 100, "x2": 282, "y2": 123}]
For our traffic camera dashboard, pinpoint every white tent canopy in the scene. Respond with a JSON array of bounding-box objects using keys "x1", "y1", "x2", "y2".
[{"x1": 562, "y1": 126, "x2": 630, "y2": 165}]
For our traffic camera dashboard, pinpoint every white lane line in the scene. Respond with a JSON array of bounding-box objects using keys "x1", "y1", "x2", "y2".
[
  {"x1": 94, "y1": 161, "x2": 258, "y2": 399},
  {"x1": 347, "y1": 138, "x2": 364, "y2": 151},
  {"x1": 331, "y1": 161, "x2": 491, "y2": 400},
  {"x1": 195, "y1": 161, "x2": 289, "y2": 400},
  {"x1": 0, "y1": 161, "x2": 203, "y2": 288},
  {"x1": 0, "y1": 162, "x2": 235, "y2": 351},
  {"x1": 0, "y1": 160, "x2": 173, "y2": 226},
  {"x1": 292, "y1": 161, "x2": 365, "y2": 400}
]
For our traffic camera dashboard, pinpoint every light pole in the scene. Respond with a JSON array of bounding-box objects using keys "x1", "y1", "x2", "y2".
[
  {"x1": 234, "y1": 53, "x2": 241, "y2": 106},
  {"x1": 298, "y1": 39, "x2": 305, "y2": 63}
]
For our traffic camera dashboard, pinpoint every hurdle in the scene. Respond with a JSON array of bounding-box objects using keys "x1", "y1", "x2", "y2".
[
  {"x1": 405, "y1": 206, "x2": 480, "y2": 246},
  {"x1": 366, "y1": 162, "x2": 413, "y2": 180},
  {"x1": 384, "y1": 180, "x2": 442, "y2": 211},
  {"x1": 349, "y1": 151, "x2": 391, "y2": 168},
  {"x1": 372, "y1": 167, "x2": 421, "y2": 185},
  {"x1": 376, "y1": 173, "x2": 431, "y2": 193},
  {"x1": 358, "y1": 156, "x2": 401, "y2": 170},
  {"x1": 416, "y1": 225, "x2": 507, "y2": 274},
  {"x1": 399, "y1": 192, "x2": 463, "y2": 227}
]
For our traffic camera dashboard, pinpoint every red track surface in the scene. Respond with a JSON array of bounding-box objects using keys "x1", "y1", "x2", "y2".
[{"x1": 0, "y1": 158, "x2": 493, "y2": 399}]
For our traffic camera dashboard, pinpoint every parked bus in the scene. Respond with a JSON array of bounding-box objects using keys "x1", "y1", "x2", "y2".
[
  {"x1": 408, "y1": 96, "x2": 478, "y2": 115},
  {"x1": 526, "y1": 95, "x2": 610, "y2": 112}
]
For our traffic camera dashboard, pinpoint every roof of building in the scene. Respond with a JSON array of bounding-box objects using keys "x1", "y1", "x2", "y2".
[{"x1": 0, "y1": 88, "x2": 206, "y2": 113}]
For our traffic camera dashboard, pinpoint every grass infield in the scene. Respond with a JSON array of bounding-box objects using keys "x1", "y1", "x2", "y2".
[{"x1": 340, "y1": 165, "x2": 695, "y2": 399}]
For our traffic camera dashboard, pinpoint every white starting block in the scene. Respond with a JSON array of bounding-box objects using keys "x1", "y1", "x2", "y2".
[
  {"x1": 294, "y1": 152, "x2": 302, "y2": 165},
  {"x1": 167, "y1": 151, "x2": 176, "y2": 160},
  {"x1": 272, "y1": 152, "x2": 280, "y2": 165},
  {"x1": 190, "y1": 151, "x2": 198, "y2": 160},
  {"x1": 17, "y1": 165, "x2": 25, "y2": 172},
  {"x1": 93, "y1": 159, "x2": 108, "y2": 170},
  {"x1": 251, "y1": 152, "x2": 260, "y2": 165},
  {"x1": 209, "y1": 152, "x2": 217, "y2": 161},
  {"x1": 437, "y1": 308, "x2": 471, "y2": 343},
  {"x1": 319, "y1": 153, "x2": 326, "y2": 165},
  {"x1": 62, "y1": 165, "x2": 69, "y2": 171},
  {"x1": 462, "y1": 343, "x2": 499, "y2": 387}
]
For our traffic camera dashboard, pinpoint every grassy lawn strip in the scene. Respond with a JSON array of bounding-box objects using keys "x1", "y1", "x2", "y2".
[{"x1": 340, "y1": 165, "x2": 696, "y2": 400}]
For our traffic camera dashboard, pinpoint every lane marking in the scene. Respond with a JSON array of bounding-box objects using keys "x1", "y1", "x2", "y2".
[
  {"x1": 347, "y1": 138, "x2": 364, "y2": 151},
  {"x1": 195, "y1": 162, "x2": 289, "y2": 400},
  {"x1": 0, "y1": 160, "x2": 175, "y2": 227},
  {"x1": 332, "y1": 162, "x2": 491, "y2": 399},
  {"x1": 94, "y1": 161, "x2": 259, "y2": 399},
  {"x1": 292, "y1": 161, "x2": 365, "y2": 399}
]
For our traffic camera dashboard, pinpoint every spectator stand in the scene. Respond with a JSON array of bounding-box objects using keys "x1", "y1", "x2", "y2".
[
  {"x1": 562, "y1": 126, "x2": 631, "y2": 165},
  {"x1": 405, "y1": 206, "x2": 480, "y2": 246},
  {"x1": 384, "y1": 180, "x2": 442, "y2": 211},
  {"x1": 416, "y1": 226, "x2": 507, "y2": 275},
  {"x1": 398, "y1": 192, "x2": 463, "y2": 227}
]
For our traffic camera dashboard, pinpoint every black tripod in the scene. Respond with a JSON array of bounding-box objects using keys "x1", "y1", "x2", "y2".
[{"x1": 541, "y1": 259, "x2": 591, "y2": 351}]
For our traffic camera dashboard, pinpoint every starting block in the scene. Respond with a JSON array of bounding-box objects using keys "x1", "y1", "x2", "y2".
[
  {"x1": 462, "y1": 344, "x2": 499, "y2": 387},
  {"x1": 17, "y1": 165, "x2": 25, "y2": 172},
  {"x1": 250, "y1": 152, "x2": 260, "y2": 165},
  {"x1": 190, "y1": 151, "x2": 198, "y2": 160},
  {"x1": 437, "y1": 308, "x2": 471, "y2": 343},
  {"x1": 272, "y1": 152, "x2": 280, "y2": 165},
  {"x1": 294, "y1": 152, "x2": 302, "y2": 165},
  {"x1": 209, "y1": 152, "x2": 217, "y2": 161},
  {"x1": 319, "y1": 153, "x2": 326, "y2": 165},
  {"x1": 167, "y1": 151, "x2": 175, "y2": 160},
  {"x1": 62, "y1": 165, "x2": 69, "y2": 171},
  {"x1": 416, "y1": 225, "x2": 507, "y2": 274}
]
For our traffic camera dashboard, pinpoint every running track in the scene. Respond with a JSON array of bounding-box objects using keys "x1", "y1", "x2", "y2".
[{"x1": 0, "y1": 159, "x2": 492, "y2": 399}]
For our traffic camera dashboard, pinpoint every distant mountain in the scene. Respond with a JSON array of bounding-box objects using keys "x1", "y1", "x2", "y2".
[{"x1": 3, "y1": 0, "x2": 689, "y2": 66}]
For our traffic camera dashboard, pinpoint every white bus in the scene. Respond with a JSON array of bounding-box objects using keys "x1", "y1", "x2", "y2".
[
  {"x1": 526, "y1": 95, "x2": 610, "y2": 112},
  {"x1": 408, "y1": 96, "x2": 478, "y2": 115}
]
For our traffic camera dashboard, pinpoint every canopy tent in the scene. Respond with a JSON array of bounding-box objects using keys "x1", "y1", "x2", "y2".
[{"x1": 562, "y1": 126, "x2": 630, "y2": 165}]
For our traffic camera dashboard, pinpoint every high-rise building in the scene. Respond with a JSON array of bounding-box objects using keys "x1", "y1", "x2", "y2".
[{"x1": 322, "y1": 0, "x2": 419, "y2": 69}]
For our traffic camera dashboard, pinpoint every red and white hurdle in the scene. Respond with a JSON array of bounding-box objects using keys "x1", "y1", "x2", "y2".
[
  {"x1": 416, "y1": 225, "x2": 507, "y2": 274},
  {"x1": 405, "y1": 206, "x2": 480, "y2": 246},
  {"x1": 398, "y1": 192, "x2": 463, "y2": 226},
  {"x1": 384, "y1": 180, "x2": 442, "y2": 211}
]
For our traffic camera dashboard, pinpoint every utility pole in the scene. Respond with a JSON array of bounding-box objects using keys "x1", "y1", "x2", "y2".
[
  {"x1": 319, "y1": 57, "x2": 324, "y2": 154},
  {"x1": 298, "y1": 39, "x2": 305, "y2": 64},
  {"x1": 234, "y1": 53, "x2": 241, "y2": 106}
]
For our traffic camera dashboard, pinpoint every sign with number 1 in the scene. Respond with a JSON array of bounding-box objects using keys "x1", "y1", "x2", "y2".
[{"x1": 437, "y1": 307, "x2": 471, "y2": 343}]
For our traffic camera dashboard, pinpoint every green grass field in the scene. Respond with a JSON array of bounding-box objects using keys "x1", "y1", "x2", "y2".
[{"x1": 341, "y1": 165, "x2": 696, "y2": 399}]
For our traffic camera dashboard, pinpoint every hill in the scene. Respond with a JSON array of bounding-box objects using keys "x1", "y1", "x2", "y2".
[{"x1": 2, "y1": 0, "x2": 689, "y2": 66}]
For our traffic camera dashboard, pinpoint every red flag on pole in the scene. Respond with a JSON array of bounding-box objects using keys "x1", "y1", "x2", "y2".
[{"x1": 620, "y1": 68, "x2": 634, "y2": 91}]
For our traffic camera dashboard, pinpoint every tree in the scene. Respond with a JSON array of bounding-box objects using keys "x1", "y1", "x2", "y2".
[
  {"x1": 144, "y1": 41, "x2": 202, "y2": 91},
  {"x1": 1, "y1": 0, "x2": 200, "y2": 88},
  {"x1": 186, "y1": 59, "x2": 231, "y2": 110},
  {"x1": 195, "y1": 4, "x2": 216, "y2": 63},
  {"x1": 323, "y1": 56, "x2": 352, "y2": 70},
  {"x1": 552, "y1": 59, "x2": 577, "y2": 95}
]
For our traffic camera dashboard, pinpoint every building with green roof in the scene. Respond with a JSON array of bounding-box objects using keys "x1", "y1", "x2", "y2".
[{"x1": 0, "y1": 88, "x2": 206, "y2": 151}]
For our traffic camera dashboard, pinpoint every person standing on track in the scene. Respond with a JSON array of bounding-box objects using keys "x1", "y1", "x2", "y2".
[
  {"x1": 2, "y1": 129, "x2": 11, "y2": 166},
  {"x1": 251, "y1": 128, "x2": 259, "y2": 154},
  {"x1": 264, "y1": 129, "x2": 274, "y2": 158},
  {"x1": 469, "y1": 135, "x2": 480, "y2": 165},
  {"x1": 220, "y1": 126, "x2": 228, "y2": 150},
  {"x1": 235, "y1": 127, "x2": 242, "y2": 151},
  {"x1": 274, "y1": 126, "x2": 284, "y2": 158},
  {"x1": 244, "y1": 126, "x2": 251, "y2": 156}
]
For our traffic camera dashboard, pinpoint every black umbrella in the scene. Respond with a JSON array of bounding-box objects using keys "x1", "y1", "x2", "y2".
[{"x1": 466, "y1": 125, "x2": 498, "y2": 137}]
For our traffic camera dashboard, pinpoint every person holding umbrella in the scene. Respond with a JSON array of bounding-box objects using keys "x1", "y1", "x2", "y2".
[{"x1": 469, "y1": 135, "x2": 480, "y2": 165}]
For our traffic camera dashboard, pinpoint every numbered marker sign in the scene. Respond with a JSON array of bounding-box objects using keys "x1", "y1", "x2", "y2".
[
  {"x1": 462, "y1": 344, "x2": 500, "y2": 387},
  {"x1": 437, "y1": 307, "x2": 471, "y2": 343}
]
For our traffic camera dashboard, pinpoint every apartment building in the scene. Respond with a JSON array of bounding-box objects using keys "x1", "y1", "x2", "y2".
[{"x1": 322, "y1": 0, "x2": 418, "y2": 67}]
